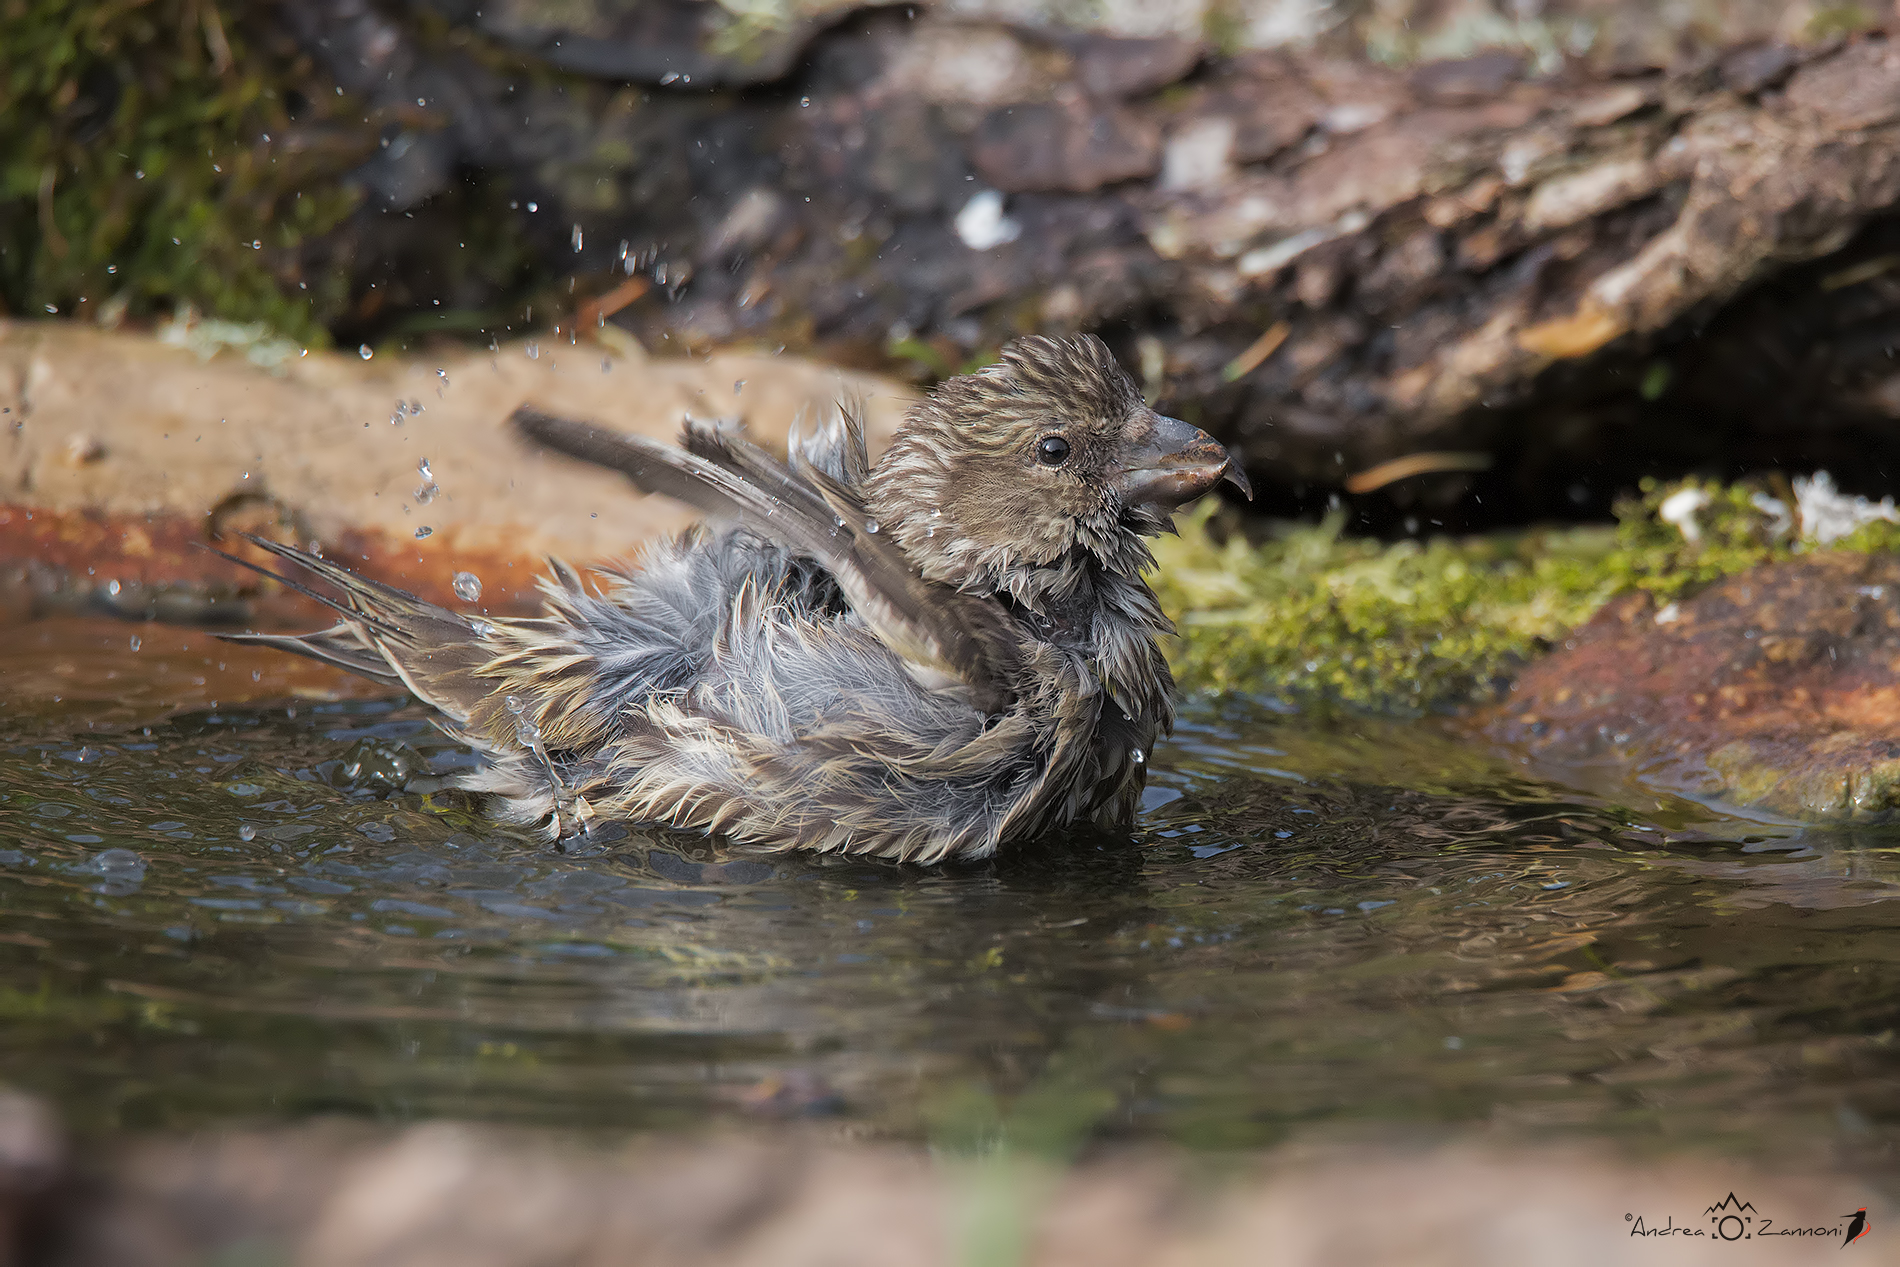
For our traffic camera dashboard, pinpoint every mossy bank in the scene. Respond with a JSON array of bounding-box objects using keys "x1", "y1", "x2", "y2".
[{"x1": 1153, "y1": 477, "x2": 1900, "y2": 714}]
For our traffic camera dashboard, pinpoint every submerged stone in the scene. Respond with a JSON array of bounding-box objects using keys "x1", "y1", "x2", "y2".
[{"x1": 1481, "y1": 553, "x2": 1900, "y2": 821}]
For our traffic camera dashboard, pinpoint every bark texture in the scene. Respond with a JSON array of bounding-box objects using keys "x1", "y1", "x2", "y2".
[{"x1": 272, "y1": 3, "x2": 1900, "y2": 521}]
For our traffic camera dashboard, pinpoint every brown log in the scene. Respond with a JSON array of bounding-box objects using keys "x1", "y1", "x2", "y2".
[{"x1": 281, "y1": 6, "x2": 1900, "y2": 523}]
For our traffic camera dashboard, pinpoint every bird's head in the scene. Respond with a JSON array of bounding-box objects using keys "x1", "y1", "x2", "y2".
[{"x1": 864, "y1": 335, "x2": 1250, "y2": 599}]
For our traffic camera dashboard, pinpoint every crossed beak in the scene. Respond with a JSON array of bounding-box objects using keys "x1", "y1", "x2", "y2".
[{"x1": 1110, "y1": 411, "x2": 1253, "y2": 513}]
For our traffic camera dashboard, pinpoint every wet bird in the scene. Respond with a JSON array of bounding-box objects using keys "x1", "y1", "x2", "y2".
[{"x1": 222, "y1": 335, "x2": 1249, "y2": 863}]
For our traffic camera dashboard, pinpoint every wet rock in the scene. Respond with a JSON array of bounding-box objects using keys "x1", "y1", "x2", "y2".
[
  {"x1": 0, "y1": 322, "x2": 913, "y2": 621},
  {"x1": 1481, "y1": 553, "x2": 1900, "y2": 821}
]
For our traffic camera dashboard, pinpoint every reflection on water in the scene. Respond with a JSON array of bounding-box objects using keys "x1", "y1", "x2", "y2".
[{"x1": 0, "y1": 620, "x2": 1897, "y2": 1166}]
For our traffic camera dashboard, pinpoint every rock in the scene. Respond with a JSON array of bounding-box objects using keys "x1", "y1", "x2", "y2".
[
  {"x1": 1481, "y1": 553, "x2": 1900, "y2": 821},
  {"x1": 0, "y1": 1088, "x2": 64, "y2": 1265},
  {"x1": 1068, "y1": 35, "x2": 1203, "y2": 101},
  {"x1": 0, "y1": 322, "x2": 914, "y2": 622},
  {"x1": 971, "y1": 103, "x2": 1163, "y2": 194},
  {"x1": 36, "y1": 1119, "x2": 1895, "y2": 1267}
]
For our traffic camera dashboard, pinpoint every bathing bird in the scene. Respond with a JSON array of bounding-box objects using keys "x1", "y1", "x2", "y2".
[{"x1": 221, "y1": 335, "x2": 1249, "y2": 863}]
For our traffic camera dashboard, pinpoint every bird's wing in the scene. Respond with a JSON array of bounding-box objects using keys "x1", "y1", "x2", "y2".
[{"x1": 512, "y1": 406, "x2": 1020, "y2": 713}]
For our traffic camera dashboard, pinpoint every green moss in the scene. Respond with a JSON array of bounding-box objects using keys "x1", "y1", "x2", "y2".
[
  {"x1": 1154, "y1": 509, "x2": 1617, "y2": 713},
  {"x1": 0, "y1": 0, "x2": 369, "y2": 344},
  {"x1": 1805, "y1": 4, "x2": 1878, "y2": 40},
  {"x1": 1153, "y1": 476, "x2": 1898, "y2": 714}
]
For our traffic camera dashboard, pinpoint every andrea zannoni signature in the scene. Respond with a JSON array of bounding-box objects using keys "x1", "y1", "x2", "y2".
[{"x1": 1627, "y1": 1193, "x2": 1871, "y2": 1244}]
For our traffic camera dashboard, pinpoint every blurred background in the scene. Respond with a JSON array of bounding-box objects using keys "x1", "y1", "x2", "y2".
[{"x1": 10, "y1": 0, "x2": 1900, "y2": 533}]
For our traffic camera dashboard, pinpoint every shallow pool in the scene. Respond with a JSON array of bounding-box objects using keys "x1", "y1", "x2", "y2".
[{"x1": 1, "y1": 617, "x2": 1896, "y2": 1167}]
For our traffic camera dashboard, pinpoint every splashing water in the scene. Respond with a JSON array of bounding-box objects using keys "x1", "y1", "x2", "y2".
[
  {"x1": 452, "y1": 572, "x2": 483, "y2": 602},
  {"x1": 415, "y1": 457, "x2": 440, "y2": 505}
]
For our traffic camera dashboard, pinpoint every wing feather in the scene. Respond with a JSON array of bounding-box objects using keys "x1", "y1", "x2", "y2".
[{"x1": 512, "y1": 405, "x2": 1020, "y2": 713}]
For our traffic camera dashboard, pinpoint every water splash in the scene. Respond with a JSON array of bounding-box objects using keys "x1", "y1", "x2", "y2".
[
  {"x1": 414, "y1": 457, "x2": 440, "y2": 504},
  {"x1": 505, "y1": 695, "x2": 579, "y2": 839},
  {"x1": 452, "y1": 571, "x2": 483, "y2": 602}
]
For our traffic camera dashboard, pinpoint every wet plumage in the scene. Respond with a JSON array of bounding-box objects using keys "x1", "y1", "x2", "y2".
[{"x1": 223, "y1": 335, "x2": 1249, "y2": 863}]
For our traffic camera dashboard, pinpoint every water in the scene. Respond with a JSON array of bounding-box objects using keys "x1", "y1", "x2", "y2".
[{"x1": 1, "y1": 618, "x2": 1897, "y2": 1165}]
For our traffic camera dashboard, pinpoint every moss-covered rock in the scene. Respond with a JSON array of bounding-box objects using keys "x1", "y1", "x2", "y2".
[
  {"x1": 1153, "y1": 476, "x2": 1900, "y2": 713},
  {"x1": 0, "y1": 0, "x2": 369, "y2": 344}
]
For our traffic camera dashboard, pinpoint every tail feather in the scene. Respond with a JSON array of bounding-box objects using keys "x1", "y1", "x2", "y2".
[
  {"x1": 212, "y1": 535, "x2": 495, "y2": 724},
  {"x1": 218, "y1": 624, "x2": 406, "y2": 684}
]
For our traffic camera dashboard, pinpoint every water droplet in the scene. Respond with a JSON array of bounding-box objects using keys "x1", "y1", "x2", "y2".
[
  {"x1": 414, "y1": 526, "x2": 433, "y2": 539},
  {"x1": 359, "y1": 344, "x2": 373, "y2": 360},
  {"x1": 929, "y1": 508, "x2": 942, "y2": 518},
  {"x1": 436, "y1": 368, "x2": 449, "y2": 384},
  {"x1": 515, "y1": 718, "x2": 541, "y2": 746},
  {"x1": 1131, "y1": 748, "x2": 1145, "y2": 765},
  {"x1": 925, "y1": 526, "x2": 935, "y2": 538},
  {"x1": 238, "y1": 825, "x2": 256, "y2": 841},
  {"x1": 91, "y1": 848, "x2": 144, "y2": 875},
  {"x1": 571, "y1": 224, "x2": 584, "y2": 252},
  {"x1": 833, "y1": 515, "x2": 847, "y2": 530},
  {"x1": 128, "y1": 635, "x2": 141, "y2": 651},
  {"x1": 526, "y1": 342, "x2": 540, "y2": 360},
  {"x1": 526, "y1": 201, "x2": 538, "y2": 213},
  {"x1": 800, "y1": 96, "x2": 811, "y2": 107},
  {"x1": 471, "y1": 620, "x2": 495, "y2": 638},
  {"x1": 106, "y1": 579, "x2": 121, "y2": 597},
  {"x1": 863, "y1": 518, "x2": 879, "y2": 534},
  {"x1": 504, "y1": 695, "x2": 525, "y2": 715},
  {"x1": 452, "y1": 571, "x2": 483, "y2": 601},
  {"x1": 733, "y1": 379, "x2": 745, "y2": 394}
]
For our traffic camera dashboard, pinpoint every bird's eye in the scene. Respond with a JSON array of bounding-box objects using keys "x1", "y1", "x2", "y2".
[{"x1": 1036, "y1": 436, "x2": 1071, "y2": 466}]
